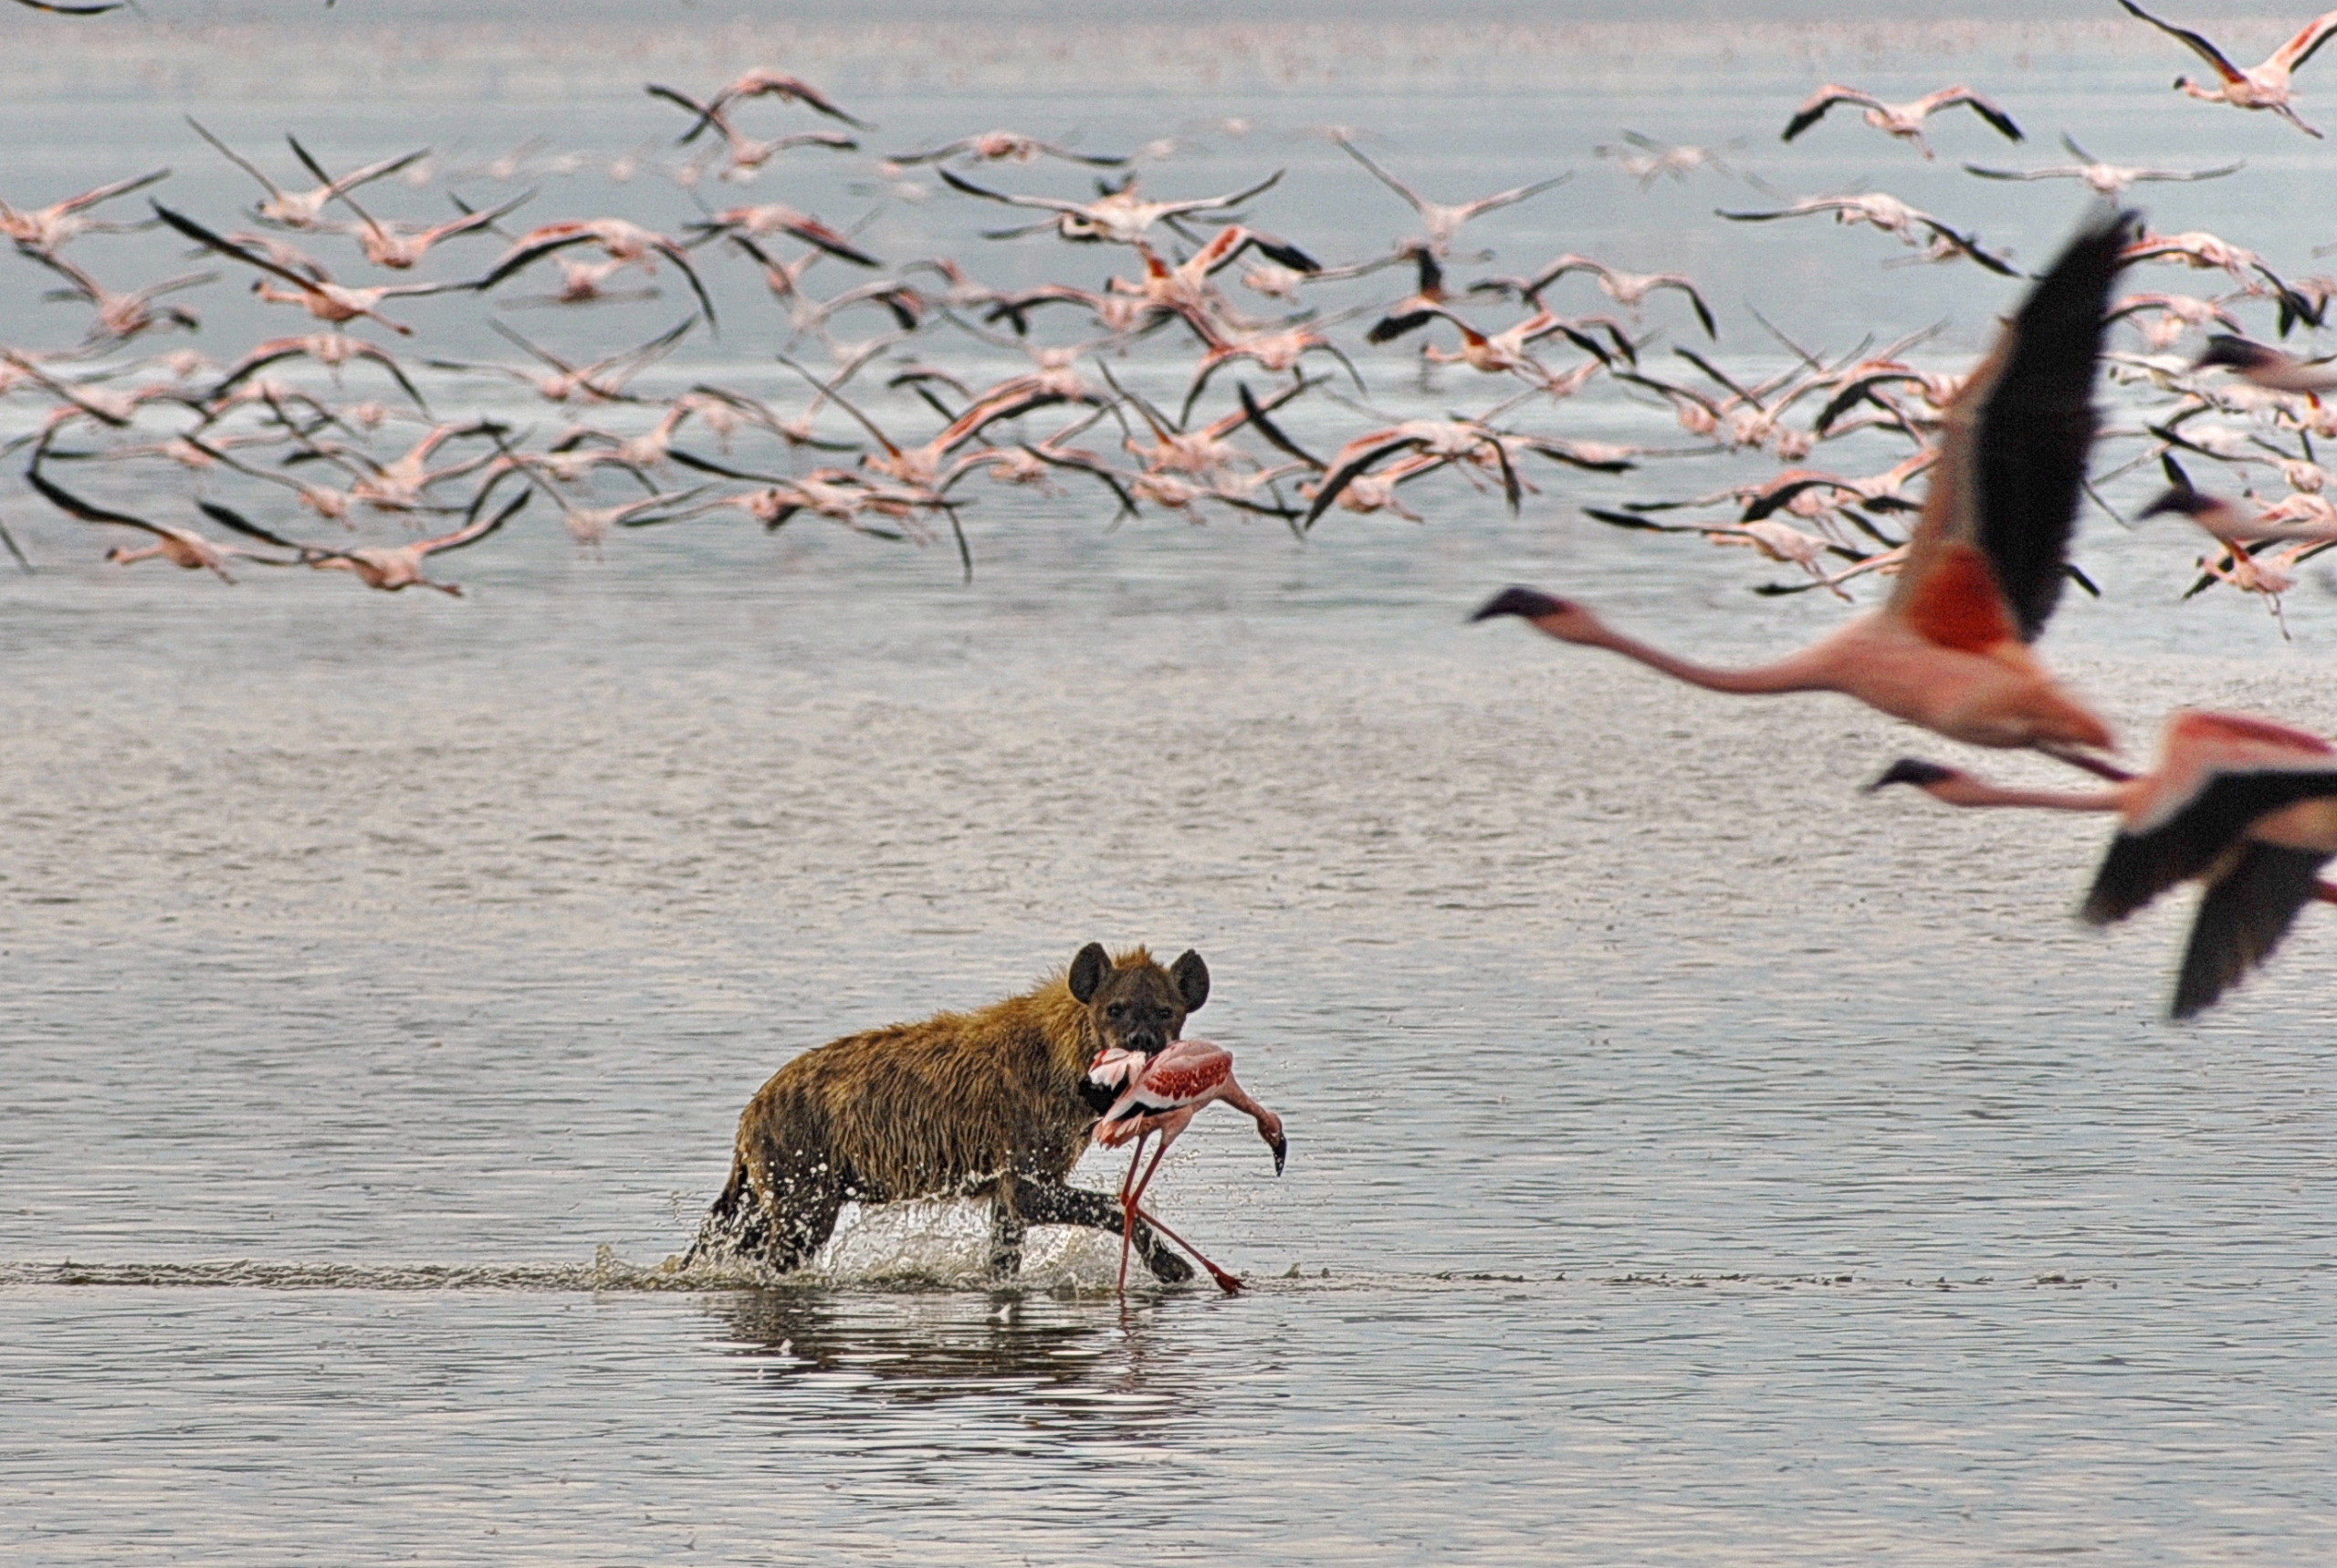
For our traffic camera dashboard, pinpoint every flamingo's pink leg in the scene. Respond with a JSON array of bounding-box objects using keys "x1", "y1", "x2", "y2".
[
  {"x1": 1127, "y1": 1202, "x2": 1243, "y2": 1294},
  {"x1": 1115, "y1": 1131, "x2": 1152, "y2": 1295}
]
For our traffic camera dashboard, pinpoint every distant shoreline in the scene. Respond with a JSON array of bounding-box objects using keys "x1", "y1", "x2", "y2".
[{"x1": 0, "y1": 19, "x2": 2197, "y2": 104}]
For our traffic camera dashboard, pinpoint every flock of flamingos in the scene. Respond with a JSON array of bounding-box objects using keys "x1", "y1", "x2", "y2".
[{"x1": 10, "y1": 3, "x2": 2337, "y2": 1029}]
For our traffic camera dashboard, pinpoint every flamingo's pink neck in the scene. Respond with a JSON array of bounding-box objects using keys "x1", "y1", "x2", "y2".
[{"x1": 1571, "y1": 617, "x2": 1829, "y2": 697}]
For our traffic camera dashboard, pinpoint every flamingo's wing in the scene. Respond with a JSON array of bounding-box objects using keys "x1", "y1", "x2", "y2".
[
  {"x1": 1961, "y1": 162, "x2": 2049, "y2": 182},
  {"x1": 2170, "y1": 843, "x2": 2331, "y2": 1018},
  {"x1": 2116, "y1": 0, "x2": 2245, "y2": 82},
  {"x1": 1931, "y1": 90, "x2": 2024, "y2": 142},
  {"x1": 57, "y1": 167, "x2": 171, "y2": 214},
  {"x1": 1911, "y1": 214, "x2": 2019, "y2": 277},
  {"x1": 1888, "y1": 208, "x2": 2133, "y2": 643},
  {"x1": 643, "y1": 84, "x2": 721, "y2": 144},
  {"x1": 935, "y1": 167, "x2": 1082, "y2": 214},
  {"x1": 183, "y1": 116, "x2": 281, "y2": 200},
  {"x1": 194, "y1": 499, "x2": 320, "y2": 555},
  {"x1": 772, "y1": 214, "x2": 881, "y2": 267},
  {"x1": 1782, "y1": 87, "x2": 1877, "y2": 142},
  {"x1": 475, "y1": 231, "x2": 595, "y2": 291},
  {"x1": 1654, "y1": 277, "x2": 1718, "y2": 339},
  {"x1": 421, "y1": 490, "x2": 529, "y2": 555},
  {"x1": 1238, "y1": 382, "x2": 1326, "y2": 469},
  {"x1": 1520, "y1": 438, "x2": 1636, "y2": 474},
  {"x1": 150, "y1": 203, "x2": 321, "y2": 290},
  {"x1": 884, "y1": 138, "x2": 975, "y2": 166},
  {"x1": 1178, "y1": 169, "x2": 1286, "y2": 216},
  {"x1": 2084, "y1": 766, "x2": 2337, "y2": 925},
  {"x1": 740, "y1": 74, "x2": 871, "y2": 131},
  {"x1": 1304, "y1": 433, "x2": 1425, "y2": 529},
  {"x1": 26, "y1": 469, "x2": 166, "y2": 536},
  {"x1": 2273, "y1": 9, "x2": 2337, "y2": 72},
  {"x1": 1336, "y1": 139, "x2": 1428, "y2": 217},
  {"x1": 1714, "y1": 200, "x2": 1843, "y2": 223},
  {"x1": 1457, "y1": 172, "x2": 1571, "y2": 219}
]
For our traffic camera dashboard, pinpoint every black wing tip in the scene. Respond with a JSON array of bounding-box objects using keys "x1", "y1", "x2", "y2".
[{"x1": 2169, "y1": 844, "x2": 2328, "y2": 1019}]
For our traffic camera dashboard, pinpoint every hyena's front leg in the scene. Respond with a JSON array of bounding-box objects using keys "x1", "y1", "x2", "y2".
[
  {"x1": 1011, "y1": 1178, "x2": 1196, "y2": 1284},
  {"x1": 985, "y1": 1174, "x2": 1029, "y2": 1280}
]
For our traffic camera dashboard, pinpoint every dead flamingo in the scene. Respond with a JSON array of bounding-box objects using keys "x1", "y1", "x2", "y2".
[{"x1": 1085, "y1": 1038, "x2": 1286, "y2": 1295}]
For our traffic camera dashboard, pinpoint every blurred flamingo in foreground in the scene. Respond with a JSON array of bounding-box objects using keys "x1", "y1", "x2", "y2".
[
  {"x1": 1086, "y1": 1038, "x2": 1286, "y2": 1294},
  {"x1": 1867, "y1": 709, "x2": 2337, "y2": 1017},
  {"x1": 1475, "y1": 209, "x2": 2136, "y2": 778}
]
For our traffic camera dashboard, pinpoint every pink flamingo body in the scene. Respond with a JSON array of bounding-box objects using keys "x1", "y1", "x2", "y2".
[{"x1": 1476, "y1": 211, "x2": 2135, "y2": 771}]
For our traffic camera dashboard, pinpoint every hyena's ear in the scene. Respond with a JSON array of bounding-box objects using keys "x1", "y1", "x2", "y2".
[
  {"x1": 1068, "y1": 942, "x2": 1113, "y2": 1004},
  {"x1": 1170, "y1": 949, "x2": 1210, "y2": 1013}
]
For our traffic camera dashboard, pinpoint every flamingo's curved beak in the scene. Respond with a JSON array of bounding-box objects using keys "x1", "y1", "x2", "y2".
[{"x1": 1263, "y1": 1119, "x2": 1288, "y2": 1176}]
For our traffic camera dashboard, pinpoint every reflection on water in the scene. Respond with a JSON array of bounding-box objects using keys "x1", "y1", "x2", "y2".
[{"x1": 707, "y1": 1285, "x2": 1189, "y2": 1427}]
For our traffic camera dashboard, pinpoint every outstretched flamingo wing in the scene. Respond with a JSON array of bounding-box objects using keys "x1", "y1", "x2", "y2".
[
  {"x1": 2171, "y1": 843, "x2": 2332, "y2": 1019},
  {"x1": 150, "y1": 202, "x2": 325, "y2": 291},
  {"x1": 26, "y1": 469, "x2": 171, "y2": 537},
  {"x1": 1887, "y1": 208, "x2": 2133, "y2": 645},
  {"x1": 194, "y1": 499, "x2": 327, "y2": 556},
  {"x1": 1304, "y1": 432, "x2": 1426, "y2": 529},
  {"x1": 2084, "y1": 767, "x2": 2337, "y2": 926},
  {"x1": 2116, "y1": 0, "x2": 2246, "y2": 82},
  {"x1": 2272, "y1": 9, "x2": 2337, "y2": 71},
  {"x1": 1782, "y1": 86, "x2": 1879, "y2": 142},
  {"x1": 1923, "y1": 89, "x2": 2024, "y2": 142}
]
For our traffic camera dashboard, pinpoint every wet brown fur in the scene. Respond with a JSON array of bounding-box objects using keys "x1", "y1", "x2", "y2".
[{"x1": 689, "y1": 943, "x2": 1210, "y2": 1281}]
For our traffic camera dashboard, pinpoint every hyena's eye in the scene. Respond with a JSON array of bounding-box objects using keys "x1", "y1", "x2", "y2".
[{"x1": 1106, "y1": 1003, "x2": 1126, "y2": 1019}]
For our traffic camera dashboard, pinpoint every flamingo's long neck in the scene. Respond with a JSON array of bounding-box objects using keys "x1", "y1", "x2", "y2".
[
  {"x1": 1577, "y1": 621, "x2": 1830, "y2": 697},
  {"x1": 1930, "y1": 777, "x2": 2123, "y2": 812}
]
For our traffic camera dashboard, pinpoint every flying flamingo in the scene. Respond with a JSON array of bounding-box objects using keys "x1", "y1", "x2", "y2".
[
  {"x1": 1718, "y1": 194, "x2": 2017, "y2": 277},
  {"x1": 184, "y1": 119, "x2": 427, "y2": 231},
  {"x1": 1781, "y1": 85, "x2": 2024, "y2": 158},
  {"x1": 1332, "y1": 134, "x2": 1570, "y2": 256},
  {"x1": 1085, "y1": 1038, "x2": 1287, "y2": 1295},
  {"x1": 642, "y1": 85, "x2": 859, "y2": 176},
  {"x1": 1964, "y1": 132, "x2": 2243, "y2": 195},
  {"x1": 1510, "y1": 254, "x2": 1717, "y2": 339},
  {"x1": 651, "y1": 68, "x2": 873, "y2": 137},
  {"x1": 330, "y1": 188, "x2": 530, "y2": 272},
  {"x1": 2190, "y1": 334, "x2": 2337, "y2": 394},
  {"x1": 1868, "y1": 710, "x2": 2337, "y2": 1017},
  {"x1": 152, "y1": 203, "x2": 475, "y2": 336},
  {"x1": 0, "y1": 167, "x2": 168, "y2": 259},
  {"x1": 26, "y1": 468, "x2": 283, "y2": 582},
  {"x1": 936, "y1": 167, "x2": 1287, "y2": 246},
  {"x1": 884, "y1": 131, "x2": 1127, "y2": 168},
  {"x1": 1474, "y1": 209, "x2": 2136, "y2": 774},
  {"x1": 198, "y1": 492, "x2": 527, "y2": 596},
  {"x1": 2116, "y1": 2, "x2": 2337, "y2": 138},
  {"x1": 477, "y1": 217, "x2": 720, "y2": 328},
  {"x1": 25, "y1": 249, "x2": 214, "y2": 347}
]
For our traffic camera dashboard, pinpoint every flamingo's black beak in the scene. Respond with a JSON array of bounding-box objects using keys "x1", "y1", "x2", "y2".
[
  {"x1": 1472, "y1": 585, "x2": 1566, "y2": 622},
  {"x1": 1267, "y1": 1128, "x2": 1288, "y2": 1176},
  {"x1": 1865, "y1": 758, "x2": 1958, "y2": 793},
  {"x1": 2139, "y1": 486, "x2": 2210, "y2": 520}
]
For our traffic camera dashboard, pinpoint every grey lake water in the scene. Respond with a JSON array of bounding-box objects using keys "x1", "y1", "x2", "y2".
[{"x1": 5, "y1": 5, "x2": 2337, "y2": 1563}]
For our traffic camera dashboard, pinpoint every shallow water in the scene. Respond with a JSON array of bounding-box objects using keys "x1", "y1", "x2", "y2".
[{"x1": 5, "y1": 10, "x2": 2337, "y2": 1564}]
